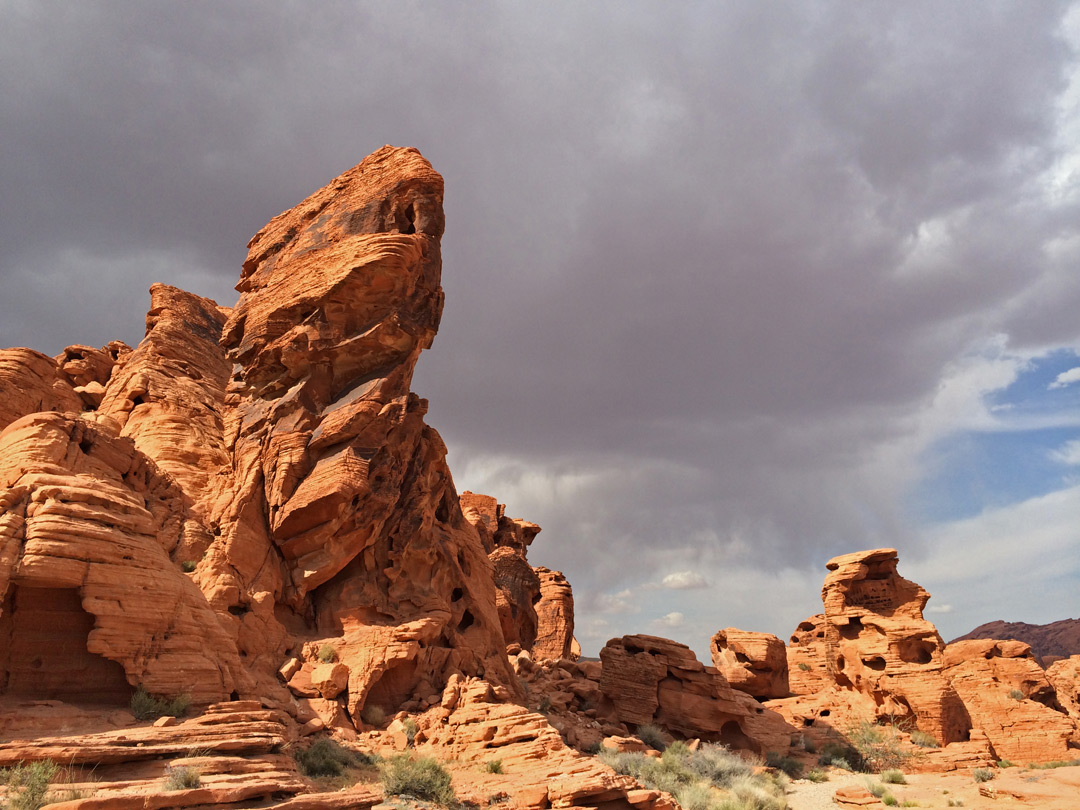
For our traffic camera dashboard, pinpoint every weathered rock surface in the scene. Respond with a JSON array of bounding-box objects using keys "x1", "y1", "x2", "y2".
[
  {"x1": 710, "y1": 627, "x2": 789, "y2": 699},
  {"x1": 943, "y1": 639, "x2": 1078, "y2": 763},
  {"x1": 599, "y1": 634, "x2": 788, "y2": 750},
  {"x1": 533, "y1": 566, "x2": 576, "y2": 661},
  {"x1": 787, "y1": 613, "x2": 831, "y2": 695},
  {"x1": 1046, "y1": 655, "x2": 1080, "y2": 719},
  {"x1": 820, "y1": 548, "x2": 970, "y2": 745}
]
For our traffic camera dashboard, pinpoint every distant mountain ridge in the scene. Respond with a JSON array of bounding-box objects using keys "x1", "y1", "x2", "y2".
[{"x1": 951, "y1": 618, "x2": 1080, "y2": 664}]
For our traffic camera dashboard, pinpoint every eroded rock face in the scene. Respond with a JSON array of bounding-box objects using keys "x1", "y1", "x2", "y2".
[
  {"x1": 943, "y1": 639, "x2": 1078, "y2": 762},
  {"x1": 533, "y1": 567, "x2": 576, "y2": 661},
  {"x1": 0, "y1": 147, "x2": 520, "y2": 720},
  {"x1": 710, "y1": 627, "x2": 789, "y2": 700},
  {"x1": 599, "y1": 634, "x2": 778, "y2": 749},
  {"x1": 820, "y1": 548, "x2": 970, "y2": 744},
  {"x1": 787, "y1": 613, "x2": 831, "y2": 695}
]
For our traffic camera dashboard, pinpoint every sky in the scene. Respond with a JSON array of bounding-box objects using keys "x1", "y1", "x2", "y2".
[{"x1": 2, "y1": 1, "x2": 1078, "y2": 659}]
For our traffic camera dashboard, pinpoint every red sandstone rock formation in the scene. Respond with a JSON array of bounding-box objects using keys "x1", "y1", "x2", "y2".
[
  {"x1": 820, "y1": 548, "x2": 970, "y2": 744},
  {"x1": 598, "y1": 634, "x2": 792, "y2": 751},
  {"x1": 533, "y1": 566, "x2": 577, "y2": 660},
  {"x1": 1046, "y1": 655, "x2": 1080, "y2": 719},
  {"x1": 0, "y1": 147, "x2": 523, "y2": 721},
  {"x1": 943, "y1": 639, "x2": 1078, "y2": 762},
  {"x1": 787, "y1": 613, "x2": 831, "y2": 695},
  {"x1": 710, "y1": 627, "x2": 789, "y2": 700}
]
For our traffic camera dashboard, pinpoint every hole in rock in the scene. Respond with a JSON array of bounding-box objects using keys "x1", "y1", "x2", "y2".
[
  {"x1": 862, "y1": 656, "x2": 887, "y2": 671},
  {"x1": 819, "y1": 710, "x2": 831, "y2": 717},
  {"x1": 797, "y1": 621, "x2": 816, "y2": 632},
  {"x1": 457, "y1": 610, "x2": 475, "y2": 632},
  {"x1": 230, "y1": 691, "x2": 239, "y2": 701},
  {"x1": 130, "y1": 394, "x2": 146, "y2": 407},
  {"x1": 228, "y1": 605, "x2": 249, "y2": 617},
  {"x1": 735, "y1": 652, "x2": 751, "y2": 664},
  {"x1": 802, "y1": 718, "x2": 814, "y2": 727},
  {"x1": 896, "y1": 639, "x2": 934, "y2": 665},
  {"x1": 450, "y1": 588, "x2": 464, "y2": 603},
  {"x1": 365, "y1": 657, "x2": 419, "y2": 711},
  {"x1": 0, "y1": 586, "x2": 132, "y2": 703},
  {"x1": 839, "y1": 617, "x2": 863, "y2": 640},
  {"x1": 78, "y1": 437, "x2": 93, "y2": 454}
]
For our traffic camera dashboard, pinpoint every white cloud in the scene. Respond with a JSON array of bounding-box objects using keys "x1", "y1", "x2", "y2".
[
  {"x1": 594, "y1": 590, "x2": 638, "y2": 615},
  {"x1": 906, "y1": 484, "x2": 1080, "y2": 640},
  {"x1": 1050, "y1": 439, "x2": 1080, "y2": 465},
  {"x1": 661, "y1": 571, "x2": 709, "y2": 590},
  {"x1": 1049, "y1": 367, "x2": 1080, "y2": 389},
  {"x1": 650, "y1": 612, "x2": 684, "y2": 630},
  {"x1": 926, "y1": 603, "x2": 953, "y2": 614}
]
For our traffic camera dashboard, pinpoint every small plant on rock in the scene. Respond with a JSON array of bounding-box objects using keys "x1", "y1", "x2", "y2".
[
  {"x1": 909, "y1": 729, "x2": 939, "y2": 748},
  {"x1": 881, "y1": 769, "x2": 906, "y2": 784},
  {"x1": 973, "y1": 767, "x2": 994, "y2": 783},
  {"x1": 380, "y1": 755, "x2": 455, "y2": 806},
  {"x1": 130, "y1": 687, "x2": 190, "y2": 721},
  {"x1": 635, "y1": 723, "x2": 667, "y2": 751},
  {"x1": 0, "y1": 760, "x2": 58, "y2": 810},
  {"x1": 164, "y1": 764, "x2": 201, "y2": 790},
  {"x1": 180, "y1": 560, "x2": 197, "y2": 573},
  {"x1": 402, "y1": 718, "x2": 419, "y2": 747},
  {"x1": 316, "y1": 644, "x2": 337, "y2": 663},
  {"x1": 805, "y1": 768, "x2": 829, "y2": 782},
  {"x1": 361, "y1": 703, "x2": 387, "y2": 727},
  {"x1": 1008, "y1": 688, "x2": 1025, "y2": 700},
  {"x1": 484, "y1": 759, "x2": 503, "y2": 774},
  {"x1": 294, "y1": 738, "x2": 371, "y2": 778},
  {"x1": 847, "y1": 720, "x2": 909, "y2": 772}
]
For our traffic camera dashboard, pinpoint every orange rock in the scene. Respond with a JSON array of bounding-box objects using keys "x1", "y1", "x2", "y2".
[
  {"x1": 0, "y1": 348, "x2": 83, "y2": 431},
  {"x1": 787, "y1": 613, "x2": 831, "y2": 695},
  {"x1": 599, "y1": 634, "x2": 785, "y2": 751},
  {"x1": 710, "y1": 627, "x2": 789, "y2": 699},
  {"x1": 533, "y1": 567, "x2": 576, "y2": 661},
  {"x1": 943, "y1": 638, "x2": 1078, "y2": 763},
  {"x1": 819, "y1": 549, "x2": 970, "y2": 744},
  {"x1": 1046, "y1": 655, "x2": 1080, "y2": 719}
]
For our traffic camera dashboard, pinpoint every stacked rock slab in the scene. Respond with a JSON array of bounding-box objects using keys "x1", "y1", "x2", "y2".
[
  {"x1": 710, "y1": 627, "x2": 789, "y2": 700},
  {"x1": 820, "y1": 548, "x2": 971, "y2": 744}
]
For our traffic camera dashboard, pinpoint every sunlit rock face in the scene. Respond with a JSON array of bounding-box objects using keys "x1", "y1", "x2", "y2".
[
  {"x1": 0, "y1": 147, "x2": 520, "y2": 718},
  {"x1": 820, "y1": 548, "x2": 971, "y2": 745}
]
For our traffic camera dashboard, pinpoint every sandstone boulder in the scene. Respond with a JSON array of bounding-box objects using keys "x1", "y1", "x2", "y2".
[
  {"x1": 710, "y1": 627, "x2": 789, "y2": 699},
  {"x1": 533, "y1": 566, "x2": 576, "y2": 661}
]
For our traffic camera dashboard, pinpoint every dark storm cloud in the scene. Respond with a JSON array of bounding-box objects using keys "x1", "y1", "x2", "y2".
[{"x1": 2, "y1": 1, "x2": 1078, "y2": 649}]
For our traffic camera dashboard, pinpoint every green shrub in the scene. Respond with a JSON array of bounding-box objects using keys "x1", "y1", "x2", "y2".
[
  {"x1": 636, "y1": 723, "x2": 667, "y2": 751},
  {"x1": 674, "y1": 781, "x2": 714, "y2": 810},
  {"x1": 403, "y1": 718, "x2": 419, "y2": 746},
  {"x1": 380, "y1": 755, "x2": 455, "y2": 806},
  {"x1": 316, "y1": 645, "x2": 337, "y2": 663},
  {"x1": 294, "y1": 738, "x2": 370, "y2": 778},
  {"x1": 909, "y1": 729, "x2": 939, "y2": 748},
  {"x1": 973, "y1": 767, "x2": 994, "y2": 783},
  {"x1": 901, "y1": 801, "x2": 919, "y2": 808},
  {"x1": 0, "y1": 760, "x2": 58, "y2": 810},
  {"x1": 1028, "y1": 759, "x2": 1080, "y2": 769},
  {"x1": 164, "y1": 765, "x2": 201, "y2": 790},
  {"x1": 801, "y1": 735, "x2": 817, "y2": 754},
  {"x1": 819, "y1": 740, "x2": 861, "y2": 771},
  {"x1": 130, "y1": 687, "x2": 190, "y2": 721},
  {"x1": 997, "y1": 759, "x2": 1016, "y2": 768},
  {"x1": 947, "y1": 800, "x2": 964, "y2": 807},
  {"x1": 805, "y1": 769, "x2": 828, "y2": 782},
  {"x1": 882, "y1": 793, "x2": 898, "y2": 807},
  {"x1": 1008, "y1": 688, "x2": 1025, "y2": 700},
  {"x1": 847, "y1": 721, "x2": 908, "y2": 772},
  {"x1": 484, "y1": 759, "x2": 503, "y2": 774},
  {"x1": 537, "y1": 696, "x2": 552, "y2": 713},
  {"x1": 764, "y1": 751, "x2": 802, "y2": 779},
  {"x1": 719, "y1": 773, "x2": 787, "y2": 810},
  {"x1": 181, "y1": 560, "x2": 197, "y2": 573},
  {"x1": 865, "y1": 779, "x2": 886, "y2": 797},
  {"x1": 881, "y1": 769, "x2": 906, "y2": 784},
  {"x1": 797, "y1": 662, "x2": 811, "y2": 671},
  {"x1": 687, "y1": 744, "x2": 755, "y2": 788},
  {"x1": 361, "y1": 704, "x2": 387, "y2": 727}
]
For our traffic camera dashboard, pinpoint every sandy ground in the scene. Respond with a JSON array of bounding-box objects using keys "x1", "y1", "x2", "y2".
[{"x1": 786, "y1": 765, "x2": 1080, "y2": 810}]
